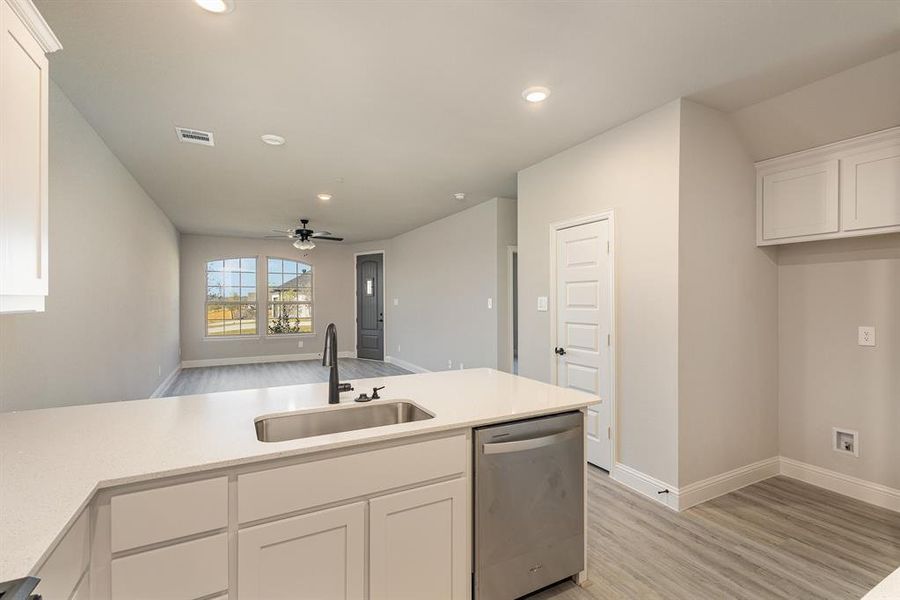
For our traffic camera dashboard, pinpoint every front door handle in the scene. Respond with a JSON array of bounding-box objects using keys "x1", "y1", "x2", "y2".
[{"x1": 554, "y1": 347, "x2": 566, "y2": 356}]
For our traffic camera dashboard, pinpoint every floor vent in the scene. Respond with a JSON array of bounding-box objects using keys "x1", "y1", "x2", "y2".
[{"x1": 175, "y1": 127, "x2": 215, "y2": 146}]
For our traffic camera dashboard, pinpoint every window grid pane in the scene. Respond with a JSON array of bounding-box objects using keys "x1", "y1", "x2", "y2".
[
  {"x1": 267, "y1": 255, "x2": 313, "y2": 335},
  {"x1": 207, "y1": 257, "x2": 257, "y2": 336}
]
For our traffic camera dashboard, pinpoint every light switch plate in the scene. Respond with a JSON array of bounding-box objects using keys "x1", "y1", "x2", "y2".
[
  {"x1": 858, "y1": 326, "x2": 876, "y2": 346},
  {"x1": 487, "y1": 297, "x2": 492, "y2": 309},
  {"x1": 537, "y1": 296, "x2": 548, "y2": 312},
  {"x1": 393, "y1": 298, "x2": 399, "y2": 306}
]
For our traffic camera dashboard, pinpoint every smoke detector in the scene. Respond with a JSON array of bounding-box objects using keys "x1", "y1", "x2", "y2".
[{"x1": 175, "y1": 127, "x2": 215, "y2": 146}]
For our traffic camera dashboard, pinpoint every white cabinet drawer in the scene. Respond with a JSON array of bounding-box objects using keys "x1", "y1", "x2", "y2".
[
  {"x1": 238, "y1": 434, "x2": 467, "y2": 523},
  {"x1": 841, "y1": 143, "x2": 900, "y2": 231},
  {"x1": 111, "y1": 533, "x2": 227, "y2": 600},
  {"x1": 111, "y1": 476, "x2": 228, "y2": 552}
]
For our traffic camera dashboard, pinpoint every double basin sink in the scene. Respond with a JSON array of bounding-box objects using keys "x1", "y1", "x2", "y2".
[{"x1": 255, "y1": 400, "x2": 434, "y2": 443}]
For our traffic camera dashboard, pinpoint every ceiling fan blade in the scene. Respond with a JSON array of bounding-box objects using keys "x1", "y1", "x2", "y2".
[
  {"x1": 271, "y1": 229, "x2": 293, "y2": 234},
  {"x1": 264, "y1": 235, "x2": 291, "y2": 239},
  {"x1": 313, "y1": 236, "x2": 344, "y2": 241},
  {"x1": 310, "y1": 231, "x2": 334, "y2": 238}
]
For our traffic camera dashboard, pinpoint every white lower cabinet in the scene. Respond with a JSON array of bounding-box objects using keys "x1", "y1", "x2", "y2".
[
  {"x1": 369, "y1": 478, "x2": 469, "y2": 600},
  {"x1": 238, "y1": 502, "x2": 366, "y2": 600}
]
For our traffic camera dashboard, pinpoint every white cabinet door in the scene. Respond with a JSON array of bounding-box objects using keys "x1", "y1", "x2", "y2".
[
  {"x1": 369, "y1": 478, "x2": 469, "y2": 600},
  {"x1": 841, "y1": 143, "x2": 900, "y2": 231},
  {"x1": 238, "y1": 502, "x2": 365, "y2": 600},
  {"x1": 0, "y1": 0, "x2": 50, "y2": 312},
  {"x1": 759, "y1": 160, "x2": 839, "y2": 243}
]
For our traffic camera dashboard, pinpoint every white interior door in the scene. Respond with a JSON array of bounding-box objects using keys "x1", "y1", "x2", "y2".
[{"x1": 555, "y1": 219, "x2": 612, "y2": 470}]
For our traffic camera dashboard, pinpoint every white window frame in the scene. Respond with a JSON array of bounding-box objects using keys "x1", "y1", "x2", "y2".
[
  {"x1": 264, "y1": 256, "x2": 316, "y2": 338},
  {"x1": 203, "y1": 255, "x2": 261, "y2": 340}
]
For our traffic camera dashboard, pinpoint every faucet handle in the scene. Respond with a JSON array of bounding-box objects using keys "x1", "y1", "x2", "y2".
[
  {"x1": 355, "y1": 392, "x2": 371, "y2": 403},
  {"x1": 371, "y1": 386, "x2": 385, "y2": 400}
]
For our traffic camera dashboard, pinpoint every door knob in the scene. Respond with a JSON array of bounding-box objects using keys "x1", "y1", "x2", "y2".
[{"x1": 554, "y1": 347, "x2": 566, "y2": 356}]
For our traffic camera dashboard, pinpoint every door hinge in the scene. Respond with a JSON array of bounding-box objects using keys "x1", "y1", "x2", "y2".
[
  {"x1": 607, "y1": 241, "x2": 610, "y2": 254},
  {"x1": 607, "y1": 427, "x2": 611, "y2": 440},
  {"x1": 607, "y1": 334, "x2": 610, "y2": 346}
]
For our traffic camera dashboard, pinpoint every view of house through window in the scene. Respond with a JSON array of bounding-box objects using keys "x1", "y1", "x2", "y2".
[
  {"x1": 267, "y1": 258, "x2": 313, "y2": 334},
  {"x1": 206, "y1": 257, "x2": 258, "y2": 336}
]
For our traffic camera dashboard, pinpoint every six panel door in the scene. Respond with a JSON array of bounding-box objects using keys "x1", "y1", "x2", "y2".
[{"x1": 555, "y1": 219, "x2": 612, "y2": 470}]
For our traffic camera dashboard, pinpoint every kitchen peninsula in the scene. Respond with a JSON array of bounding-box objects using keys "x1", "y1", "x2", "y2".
[{"x1": 0, "y1": 368, "x2": 594, "y2": 599}]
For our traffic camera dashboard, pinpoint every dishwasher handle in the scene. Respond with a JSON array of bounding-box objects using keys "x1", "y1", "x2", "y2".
[{"x1": 482, "y1": 426, "x2": 581, "y2": 455}]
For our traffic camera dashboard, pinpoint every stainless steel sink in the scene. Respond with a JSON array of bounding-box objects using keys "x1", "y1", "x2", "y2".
[{"x1": 255, "y1": 401, "x2": 435, "y2": 442}]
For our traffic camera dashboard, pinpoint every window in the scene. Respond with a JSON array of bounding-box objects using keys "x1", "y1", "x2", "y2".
[
  {"x1": 267, "y1": 258, "x2": 313, "y2": 334},
  {"x1": 206, "y1": 257, "x2": 257, "y2": 336}
]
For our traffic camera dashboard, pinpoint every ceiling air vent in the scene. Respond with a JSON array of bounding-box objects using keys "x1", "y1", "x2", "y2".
[{"x1": 175, "y1": 127, "x2": 215, "y2": 146}]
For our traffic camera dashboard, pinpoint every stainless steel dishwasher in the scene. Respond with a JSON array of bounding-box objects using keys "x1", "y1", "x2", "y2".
[{"x1": 474, "y1": 411, "x2": 584, "y2": 600}]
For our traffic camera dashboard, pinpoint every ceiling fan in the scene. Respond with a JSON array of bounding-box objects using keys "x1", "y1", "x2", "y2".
[{"x1": 266, "y1": 218, "x2": 344, "y2": 250}]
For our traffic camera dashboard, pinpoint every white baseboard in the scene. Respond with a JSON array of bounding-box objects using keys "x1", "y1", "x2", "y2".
[
  {"x1": 610, "y1": 462, "x2": 678, "y2": 510},
  {"x1": 181, "y1": 351, "x2": 355, "y2": 369},
  {"x1": 150, "y1": 365, "x2": 181, "y2": 398},
  {"x1": 384, "y1": 355, "x2": 431, "y2": 374},
  {"x1": 676, "y1": 456, "x2": 780, "y2": 510},
  {"x1": 780, "y1": 457, "x2": 900, "y2": 513},
  {"x1": 609, "y1": 456, "x2": 900, "y2": 514}
]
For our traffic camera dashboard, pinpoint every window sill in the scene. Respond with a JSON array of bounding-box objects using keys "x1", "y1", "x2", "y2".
[
  {"x1": 203, "y1": 335, "x2": 261, "y2": 341},
  {"x1": 264, "y1": 332, "x2": 317, "y2": 339}
]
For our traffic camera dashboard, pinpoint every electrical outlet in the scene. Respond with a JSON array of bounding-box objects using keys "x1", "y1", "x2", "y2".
[
  {"x1": 487, "y1": 297, "x2": 492, "y2": 309},
  {"x1": 833, "y1": 428, "x2": 859, "y2": 457},
  {"x1": 447, "y1": 359, "x2": 452, "y2": 369},
  {"x1": 858, "y1": 326, "x2": 876, "y2": 346},
  {"x1": 459, "y1": 362, "x2": 464, "y2": 370},
  {"x1": 537, "y1": 296, "x2": 548, "y2": 312},
  {"x1": 397, "y1": 344, "x2": 401, "y2": 352},
  {"x1": 297, "y1": 339, "x2": 304, "y2": 348},
  {"x1": 393, "y1": 298, "x2": 399, "y2": 306}
]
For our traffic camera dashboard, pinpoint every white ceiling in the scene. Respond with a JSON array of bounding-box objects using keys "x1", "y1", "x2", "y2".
[{"x1": 37, "y1": 1, "x2": 900, "y2": 242}]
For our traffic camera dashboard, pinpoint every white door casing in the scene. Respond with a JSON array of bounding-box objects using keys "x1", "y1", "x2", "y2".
[{"x1": 553, "y1": 218, "x2": 612, "y2": 470}]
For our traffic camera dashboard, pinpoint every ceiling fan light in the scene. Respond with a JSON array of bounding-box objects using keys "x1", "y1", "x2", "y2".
[{"x1": 293, "y1": 238, "x2": 316, "y2": 251}]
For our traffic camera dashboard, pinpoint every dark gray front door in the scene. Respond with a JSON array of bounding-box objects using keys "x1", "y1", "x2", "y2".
[{"x1": 356, "y1": 254, "x2": 384, "y2": 360}]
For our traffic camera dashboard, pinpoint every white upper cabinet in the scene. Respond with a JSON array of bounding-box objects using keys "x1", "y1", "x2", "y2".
[
  {"x1": 756, "y1": 127, "x2": 900, "y2": 246},
  {"x1": 0, "y1": 0, "x2": 60, "y2": 313},
  {"x1": 841, "y1": 142, "x2": 900, "y2": 232},
  {"x1": 759, "y1": 160, "x2": 839, "y2": 242}
]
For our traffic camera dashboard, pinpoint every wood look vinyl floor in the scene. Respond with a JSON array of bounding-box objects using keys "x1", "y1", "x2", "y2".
[
  {"x1": 533, "y1": 468, "x2": 900, "y2": 600},
  {"x1": 162, "y1": 358, "x2": 410, "y2": 397}
]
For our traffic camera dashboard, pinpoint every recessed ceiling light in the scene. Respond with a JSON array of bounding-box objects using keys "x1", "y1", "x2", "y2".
[
  {"x1": 261, "y1": 134, "x2": 285, "y2": 146},
  {"x1": 522, "y1": 86, "x2": 551, "y2": 103},
  {"x1": 454, "y1": 193, "x2": 466, "y2": 200},
  {"x1": 317, "y1": 193, "x2": 333, "y2": 201},
  {"x1": 194, "y1": 0, "x2": 234, "y2": 14}
]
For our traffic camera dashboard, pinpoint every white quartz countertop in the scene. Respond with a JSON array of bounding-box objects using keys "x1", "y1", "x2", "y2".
[{"x1": 0, "y1": 368, "x2": 594, "y2": 581}]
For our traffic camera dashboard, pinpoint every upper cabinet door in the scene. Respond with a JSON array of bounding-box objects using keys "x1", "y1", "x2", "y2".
[
  {"x1": 0, "y1": 0, "x2": 58, "y2": 312},
  {"x1": 841, "y1": 143, "x2": 900, "y2": 232},
  {"x1": 758, "y1": 159, "x2": 839, "y2": 243}
]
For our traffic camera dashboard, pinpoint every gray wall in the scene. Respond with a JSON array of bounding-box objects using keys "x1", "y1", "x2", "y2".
[
  {"x1": 385, "y1": 198, "x2": 508, "y2": 372},
  {"x1": 517, "y1": 101, "x2": 681, "y2": 486},
  {"x1": 496, "y1": 198, "x2": 518, "y2": 373},
  {"x1": 179, "y1": 234, "x2": 359, "y2": 362},
  {"x1": 730, "y1": 50, "x2": 900, "y2": 161},
  {"x1": 778, "y1": 234, "x2": 900, "y2": 489},
  {"x1": 677, "y1": 101, "x2": 780, "y2": 487},
  {"x1": 0, "y1": 83, "x2": 180, "y2": 411}
]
